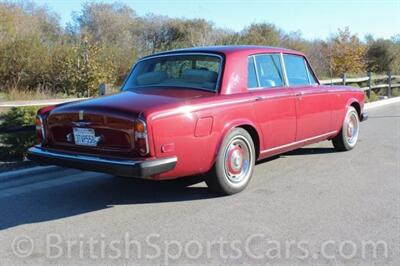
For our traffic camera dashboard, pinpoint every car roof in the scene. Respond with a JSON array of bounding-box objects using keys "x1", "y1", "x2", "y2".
[{"x1": 141, "y1": 45, "x2": 304, "y2": 59}]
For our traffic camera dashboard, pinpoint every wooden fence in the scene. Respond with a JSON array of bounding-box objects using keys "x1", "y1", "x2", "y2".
[{"x1": 320, "y1": 72, "x2": 400, "y2": 98}]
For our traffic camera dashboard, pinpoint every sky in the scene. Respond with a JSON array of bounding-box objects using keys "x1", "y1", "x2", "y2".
[{"x1": 33, "y1": 0, "x2": 400, "y2": 40}]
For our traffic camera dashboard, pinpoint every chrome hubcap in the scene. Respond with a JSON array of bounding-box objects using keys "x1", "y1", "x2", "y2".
[
  {"x1": 224, "y1": 137, "x2": 252, "y2": 184},
  {"x1": 346, "y1": 112, "x2": 359, "y2": 146}
]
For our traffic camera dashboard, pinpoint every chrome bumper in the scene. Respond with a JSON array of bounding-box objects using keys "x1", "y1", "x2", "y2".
[{"x1": 27, "y1": 146, "x2": 177, "y2": 178}]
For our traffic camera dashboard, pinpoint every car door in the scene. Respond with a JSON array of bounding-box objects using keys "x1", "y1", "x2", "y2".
[
  {"x1": 283, "y1": 54, "x2": 332, "y2": 141},
  {"x1": 248, "y1": 54, "x2": 297, "y2": 153}
]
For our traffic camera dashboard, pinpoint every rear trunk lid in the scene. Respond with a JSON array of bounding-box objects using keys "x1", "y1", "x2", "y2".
[{"x1": 46, "y1": 89, "x2": 213, "y2": 157}]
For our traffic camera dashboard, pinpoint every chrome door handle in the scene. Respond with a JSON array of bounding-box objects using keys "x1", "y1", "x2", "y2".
[
  {"x1": 295, "y1": 91, "x2": 305, "y2": 96},
  {"x1": 255, "y1": 96, "x2": 266, "y2": 101}
]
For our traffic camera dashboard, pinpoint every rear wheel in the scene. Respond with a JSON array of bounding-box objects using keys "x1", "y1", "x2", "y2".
[
  {"x1": 332, "y1": 106, "x2": 360, "y2": 151},
  {"x1": 205, "y1": 128, "x2": 255, "y2": 195}
]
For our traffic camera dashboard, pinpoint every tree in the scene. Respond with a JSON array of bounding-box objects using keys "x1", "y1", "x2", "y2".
[
  {"x1": 305, "y1": 40, "x2": 331, "y2": 78},
  {"x1": 72, "y1": 2, "x2": 140, "y2": 84},
  {"x1": 239, "y1": 23, "x2": 281, "y2": 46},
  {"x1": 140, "y1": 14, "x2": 170, "y2": 54},
  {"x1": 280, "y1": 31, "x2": 308, "y2": 52},
  {"x1": 330, "y1": 27, "x2": 366, "y2": 76},
  {"x1": 61, "y1": 36, "x2": 115, "y2": 97},
  {"x1": 366, "y1": 39, "x2": 396, "y2": 73},
  {"x1": 165, "y1": 18, "x2": 215, "y2": 48}
]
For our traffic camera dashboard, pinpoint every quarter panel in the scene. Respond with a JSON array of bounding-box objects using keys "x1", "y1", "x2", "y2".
[{"x1": 148, "y1": 95, "x2": 261, "y2": 179}]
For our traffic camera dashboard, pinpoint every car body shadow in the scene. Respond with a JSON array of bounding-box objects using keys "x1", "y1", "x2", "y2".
[
  {"x1": 256, "y1": 147, "x2": 336, "y2": 165},
  {"x1": 0, "y1": 147, "x2": 336, "y2": 230},
  {"x1": 0, "y1": 174, "x2": 216, "y2": 230},
  {"x1": 282, "y1": 147, "x2": 336, "y2": 156}
]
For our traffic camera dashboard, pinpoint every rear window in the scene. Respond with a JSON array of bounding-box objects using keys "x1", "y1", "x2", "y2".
[{"x1": 123, "y1": 54, "x2": 222, "y2": 92}]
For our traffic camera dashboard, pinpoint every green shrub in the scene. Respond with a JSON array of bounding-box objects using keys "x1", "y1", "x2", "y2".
[
  {"x1": 0, "y1": 106, "x2": 40, "y2": 161},
  {"x1": 391, "y1": 88, "x2": 400, "y2": 97},
  {"x1": 365, "y1": 90, "x2": 379, "y2": 103}
]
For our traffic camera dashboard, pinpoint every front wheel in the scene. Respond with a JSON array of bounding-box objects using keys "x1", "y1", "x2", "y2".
[
  {"x1": 332, "y1": 106, "x2": 360, "y2": 151},
  {"x1": 205, "y1": 128, "x2": 255, "y2": 195}
]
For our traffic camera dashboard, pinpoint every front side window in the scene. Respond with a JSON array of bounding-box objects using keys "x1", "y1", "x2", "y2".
[
  {"x1": 283, "y1": 55, "x2": 310, "y2": 86},
  {"x1": 123, "y1": 54, "x2": 222, "y2": 92}
]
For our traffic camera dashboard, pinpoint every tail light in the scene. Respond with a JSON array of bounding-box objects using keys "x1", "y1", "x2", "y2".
[
  {"x1": 35, "y1": 115, "x2": 45, "y2": 143},
  {"x1": 134, "y1": 119, "x2": 149, "y2": 156}
]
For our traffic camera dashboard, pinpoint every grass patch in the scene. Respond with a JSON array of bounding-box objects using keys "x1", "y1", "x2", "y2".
[{"x1": 1, "y1": 86, "x2": 66, "y2": 101}]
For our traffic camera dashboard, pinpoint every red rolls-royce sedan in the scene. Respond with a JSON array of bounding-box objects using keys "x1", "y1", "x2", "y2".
[{"x1": 28, "y1": 46, "x2": 367, "y2": 195}]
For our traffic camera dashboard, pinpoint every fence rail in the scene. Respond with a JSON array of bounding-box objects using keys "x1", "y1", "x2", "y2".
[
  {"x1": 320, "y1": 74, "x2": 400, "y2": 85},
  {"x1": 320, "y1": 72, "x2": 399, "y2": 98}
]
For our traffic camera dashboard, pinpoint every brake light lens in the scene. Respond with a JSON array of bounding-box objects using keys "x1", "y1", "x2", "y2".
[
  {"x1": 35, "y1": 115, "x2": 45, "y2": 143},
  {"x1": 134, "y1": 119, "x2": 149, "y2": 155}
]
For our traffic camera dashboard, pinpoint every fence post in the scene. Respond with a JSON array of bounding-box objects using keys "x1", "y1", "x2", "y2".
[
  {"x1": 367, "y1": 72, "x2": 372, "y2": 99},
  {"x1": 387, "y1": 71, "x2": 392, "y2": 98},
  {"x1": 99, "y1": 83, "x2": 110, "y2": 96},
  {"x1": 342, "y1": 73, "x2": 347, "y2": 85}
]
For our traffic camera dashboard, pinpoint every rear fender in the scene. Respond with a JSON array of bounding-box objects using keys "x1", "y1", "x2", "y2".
[{"x1": 213, "y1": 119, "x2": 262, "y2": 164}]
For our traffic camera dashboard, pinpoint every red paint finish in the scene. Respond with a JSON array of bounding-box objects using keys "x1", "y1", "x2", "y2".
[{"x1": 36, "y1": 46, "x2": 365, "y2": 180}]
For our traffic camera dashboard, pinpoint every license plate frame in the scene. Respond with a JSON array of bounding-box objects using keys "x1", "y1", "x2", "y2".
[{"x1": 73, "y1": 127, "x2": 98, "y2": 147}]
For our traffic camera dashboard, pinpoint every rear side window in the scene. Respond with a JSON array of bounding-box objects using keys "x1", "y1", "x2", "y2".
[
  {"x1": 254, "y1": 54, "x2": 284, "y2": 88},
  {"x1": 247, "y1": 57, "x2": 258, "y2": 88},
  {"x1": 283, "y1": 55, "x2": 309, "y2": 86}
]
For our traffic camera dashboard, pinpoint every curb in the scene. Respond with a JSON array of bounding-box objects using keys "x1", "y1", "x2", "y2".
[
  {"x1": 0, "y1": 165, "x2": 61, "y2": 182},
  {"x1": 364, "y1": 96, "x2": 400, "y2": 110}
]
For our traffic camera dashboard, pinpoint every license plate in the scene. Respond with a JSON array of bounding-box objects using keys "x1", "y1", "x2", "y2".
[{"x1": 73, "y1": 128, "x2": 97, "y2": 146}]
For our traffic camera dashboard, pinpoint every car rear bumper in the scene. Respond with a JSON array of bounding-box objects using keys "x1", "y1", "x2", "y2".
[
  {"x1": 361, "y1": 111, "x2": 368, "y2": 122},
  {"x1": 27, "y1": 146, "x2": 177, "y2": 178}
]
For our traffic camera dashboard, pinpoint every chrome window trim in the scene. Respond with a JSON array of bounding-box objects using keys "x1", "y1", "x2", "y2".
[
  {"x1": 122, "y1": 52, "x2": 224, "y2": 93},
  {"x1": 252, "y1": 55, "x2": 261, "y2": 88},
  {"x1": 280, "y1": 52, "x2": 289, "y2": 87},
  {"x1": 247, "y1": 53, "x2": 286, "y2": 90}
]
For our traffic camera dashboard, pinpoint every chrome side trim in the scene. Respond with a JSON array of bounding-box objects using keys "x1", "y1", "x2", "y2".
[
  {"x1": 260, "y1": 131, "x2": 338, "y2": 154},
  {"x1": 252, "y1": 55, "x2": 260, "y2": 87},
  {"x1": 28, "y1": 146, "x2": 177, "y2": 167}
]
